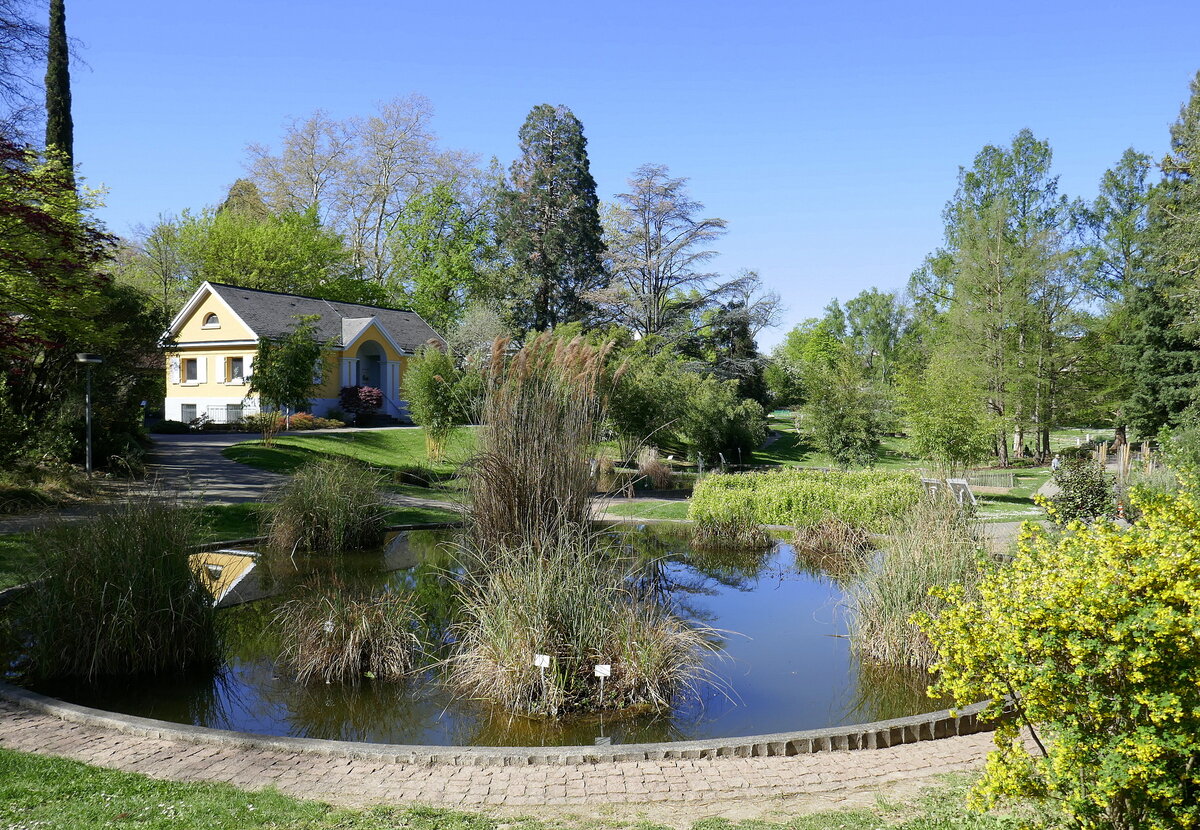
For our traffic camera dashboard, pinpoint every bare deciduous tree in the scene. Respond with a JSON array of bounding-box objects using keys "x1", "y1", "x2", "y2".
[{"x1": 245, "y1": 95, "x2": 479, "y2": 287}]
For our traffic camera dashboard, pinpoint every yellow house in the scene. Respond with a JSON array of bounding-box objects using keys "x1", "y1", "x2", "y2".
[{"x1": 163, "y1": 282, "x2": 444, "y2": 423}]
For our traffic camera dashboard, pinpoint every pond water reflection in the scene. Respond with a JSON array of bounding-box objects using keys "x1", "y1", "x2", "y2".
[{"x1": 23, "y1": 526, "x2": 941, "y2": 747}]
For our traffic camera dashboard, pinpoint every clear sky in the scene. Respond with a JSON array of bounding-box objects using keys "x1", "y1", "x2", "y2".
[{"x1": 65, "y1": 0, "x2": 1200, "y2": 349}]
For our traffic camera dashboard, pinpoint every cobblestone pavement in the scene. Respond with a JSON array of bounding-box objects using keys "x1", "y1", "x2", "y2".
[{"x1": 0, "y1": 700, "x2": 996, "y2": 816}]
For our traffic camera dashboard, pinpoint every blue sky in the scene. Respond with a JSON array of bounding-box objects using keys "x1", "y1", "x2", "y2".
[{"x1": 66, "y1": 0, "x2": 1200, "y2": 349}]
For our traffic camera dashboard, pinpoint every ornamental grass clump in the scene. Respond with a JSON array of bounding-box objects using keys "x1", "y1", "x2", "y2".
[
  {"x1": 11, "y1": 498, "x2": 218, "y2": 682},
  {"x1": 466, "y1": 332, "x2": 612, "y2": 552},
  {"x1": 448, "y1": 534, "x2": 715, "y2": 716},
  {"x1": 273, "y1": 580, "x2": 422, "y2": 684},
  {"x1": 846, "y1": 493, "x2": 986, "y2": 669},
  {"x1": 918, "y1": 480, "x2": 1200, "y2": 829},
  {"x1": 263, "y1": 457, "x2": 385, "y2": 553}
]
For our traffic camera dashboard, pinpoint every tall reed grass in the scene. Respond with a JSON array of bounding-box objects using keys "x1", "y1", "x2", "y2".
[
  {"x1": 11, "y1": 498, "x2": 218, "y2": 681},
  {"x1": 263, "y1": 457, "x2": 386, "y2": 553},
  {"x1": 273, "y1": 580, "x2": 421, "y2": 683},
  {"x1": 466, "y1": 332, "x2": 612, "y2": 552},
  {"x1": 845, "y1": 494, "x2": 988, "y2": 669},
  {"x1": 448, "y1": 534, "x2": 715, "y2": 716}
]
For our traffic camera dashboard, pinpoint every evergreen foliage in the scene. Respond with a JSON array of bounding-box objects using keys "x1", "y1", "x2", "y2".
[
  {"x1": 500, "y1": 104, "x2": 607, "y2": 330},
  {"x1": 44, "y1": 0, "x2": 72, "y2": 176},
  {"x1": 404, "y1": 344, "x2": 467, "y2": 461}
]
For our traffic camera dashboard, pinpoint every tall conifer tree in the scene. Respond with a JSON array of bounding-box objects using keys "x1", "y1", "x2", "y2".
[
  {"x1": 45, "y1": 0, "x2": 72, "y2": 182},
  {"x1": 500, "y1": 104, "x2": 606, "y2": 330},
  {"x1": 1120, "y1": 71, "x2": 1200, "y2": 434}
]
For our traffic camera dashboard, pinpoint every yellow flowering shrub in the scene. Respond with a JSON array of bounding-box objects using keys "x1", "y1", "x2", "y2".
[{"x1": 918, "y1": 480, "x2": 1200, "y2": 829}]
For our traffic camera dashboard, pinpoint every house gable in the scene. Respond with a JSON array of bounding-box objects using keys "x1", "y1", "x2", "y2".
[{"x1": 169, "y1": 283, "x2": 259, "y2": 344}]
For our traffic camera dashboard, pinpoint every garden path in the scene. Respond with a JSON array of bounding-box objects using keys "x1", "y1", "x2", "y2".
[{"x1": 0, "y1": 699, "x2": 1000, "y2": 825}]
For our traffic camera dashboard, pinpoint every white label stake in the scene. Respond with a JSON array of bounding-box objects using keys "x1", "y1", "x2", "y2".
[{"x1": 594, "y1": 663, "x2": 611, "y2": 704}]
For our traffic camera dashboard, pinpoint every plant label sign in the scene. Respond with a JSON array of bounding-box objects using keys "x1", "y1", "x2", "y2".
[
  {"x1": 594, "y1": 664, "x2": 611, "y2": 678},
  {"x1": 533, "y1": 654, "x2": 551, "y2": 669}
]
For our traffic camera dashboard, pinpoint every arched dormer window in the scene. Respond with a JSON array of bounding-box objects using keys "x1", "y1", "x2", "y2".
[{"x1": 202, "y1": 312, "x2": 220, "y2": 329}]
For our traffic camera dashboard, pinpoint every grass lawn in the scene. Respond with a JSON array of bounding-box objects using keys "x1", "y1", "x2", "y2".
[
  {"x1": 222, "y1": 428, "x2": 476, "y2": 476},
  {"x1": 0, "y1": 748, "x2": 1028, "y2": 829},
  {"x1": 756, "y1": 413, "x2": 916, "y2": 470},
  {"x1": 604, "y1": 499, "x2": 691, "y2": 521}
]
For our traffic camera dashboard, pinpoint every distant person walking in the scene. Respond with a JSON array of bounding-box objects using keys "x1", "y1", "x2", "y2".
[{"x1": 1051, "y1": 454, "x2": 1062, "y2": 473}]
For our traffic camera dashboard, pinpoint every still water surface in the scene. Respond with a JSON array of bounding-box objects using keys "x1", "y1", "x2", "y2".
[{"x1": 29, "y1": 527, "x2": 937, "y2": 746}]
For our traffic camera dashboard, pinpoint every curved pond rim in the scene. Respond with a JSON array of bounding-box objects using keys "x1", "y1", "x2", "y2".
[{"x1": 0, "y1": 679, "x2": 996, "y2": 765}]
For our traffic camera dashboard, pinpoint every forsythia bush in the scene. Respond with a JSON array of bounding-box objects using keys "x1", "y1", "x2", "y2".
[
  {"x1": 918, "y1": 481, "x2": 1200, "y2": 829},
  {"x1": 688, "y1": 468, "x2": 920, "y2": 531}
]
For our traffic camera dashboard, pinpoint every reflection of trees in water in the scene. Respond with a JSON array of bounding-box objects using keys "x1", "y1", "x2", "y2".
[
  {"x1": 848, "y1": 660, "x2": 946, "y2": 724},
  {"x1": 616, "y1": 526, "x2": 777, "y2": 630}
]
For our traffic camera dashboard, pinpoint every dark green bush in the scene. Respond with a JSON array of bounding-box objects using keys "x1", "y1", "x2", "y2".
[
  {"x1": 1040, "y1": 458, "x2": 1115, "y2": 525},
  {"x1": 11, "y1": 499, "x2": 219, "y2": 681}
]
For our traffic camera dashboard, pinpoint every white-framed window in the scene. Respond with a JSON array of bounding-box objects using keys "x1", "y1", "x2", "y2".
[
  {"x1": 202, "y1": 313, "x2": 220, "y2": 329},
  {"x1": 181, "y1": 357, "x2": 206, "y2": 385},
  {"x1": 180, "y1": 403, "x2": 197, "y2": 422},
  {"x1": 228, "y1": 356, "x2": 244, "y2": 383}
]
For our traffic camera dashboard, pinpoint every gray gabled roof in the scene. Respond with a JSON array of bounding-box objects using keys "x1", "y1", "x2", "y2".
[{"x1": 206, "y1": 283, "x2": 443, "y2": 352}]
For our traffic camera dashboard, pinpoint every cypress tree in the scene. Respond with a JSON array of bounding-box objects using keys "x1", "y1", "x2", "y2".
[
  {"x1": 500, "y1": 104, "x2": 607, "y2": 331},
  {"x1": 45, "y1": 0, "x2": 73, "y2": 179}
]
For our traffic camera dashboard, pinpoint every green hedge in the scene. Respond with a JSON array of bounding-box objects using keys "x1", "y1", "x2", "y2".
[{"x1": 688, "y1": 468, "x2": 921, "y2": 531}]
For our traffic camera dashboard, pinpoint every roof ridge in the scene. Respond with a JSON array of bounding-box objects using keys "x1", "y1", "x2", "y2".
[{"x1": 207, "y1": 282, "x2": 419, "y2": 316}]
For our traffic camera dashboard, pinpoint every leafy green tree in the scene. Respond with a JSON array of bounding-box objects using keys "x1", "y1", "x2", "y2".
[
  {"x1": 608, "y1": 351, "x2": 686, "y2": 460},
  {"x1": 1119, "y1": 72, "x2": 1200, "y2": 435},
  {"x1": 912, "y1": 129, "x2": 1077, "y2": 464},
  {"x1": 843, "y1": 288, "x2": 908, "y2": 383},
  {"x1": 920, "y1": 482, "x2": 1200, "y2": 828},
  {"x1": 247, "y1": 316, "x2": 324, "y2": 444},
  {"x1": 675, "y1": 373, "x2": 766, "y2": 466},
  {"x1": 172, "y1": 201, "x2": 375, "y2": 303},
  {"x1": 404, "y1": 344, "x2": 467, "y2": 460},
  {"x1": 899, "y1": 350, "x2": 995, "y2": 474},
  {"x1": 388, "y1": 182, "x2": 493, "y2": 333},
  {"x1": 1076, "y1": 148, "x2": 1154, "y2": 445},
  {"x1": 44, "y1": 0, "x2": 72, "y2": 181},
  {"x1": 500, "y1": 104, "x2": 607, "y2": 330},
  {"x1": 800, "y1": 347, "x2": 886, "y2": 468}
]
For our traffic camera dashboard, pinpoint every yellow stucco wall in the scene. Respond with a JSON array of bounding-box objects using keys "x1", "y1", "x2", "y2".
[
  {"x1": 175, "y1": 293, "x2": 255, "y2": 342},
  {"x1": 166, "y1": 299, "x2": 414, "y2": 416},
  {"x1": 165, "y1": 346, "x2": 259, "y2": 398}
]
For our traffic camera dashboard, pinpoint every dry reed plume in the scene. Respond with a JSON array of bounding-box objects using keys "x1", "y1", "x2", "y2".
[{"x1": 466, "y1": 332, "x2": 615, "y2": 552}]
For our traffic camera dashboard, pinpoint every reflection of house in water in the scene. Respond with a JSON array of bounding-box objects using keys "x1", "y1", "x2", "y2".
[{"x1": 190, "y1": 550, "x2": 257, "y2": 606}]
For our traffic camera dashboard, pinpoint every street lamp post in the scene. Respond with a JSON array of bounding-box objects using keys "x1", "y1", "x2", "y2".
[{"x1": 74, "y1": 353, "x2": 103, "y2": 474}]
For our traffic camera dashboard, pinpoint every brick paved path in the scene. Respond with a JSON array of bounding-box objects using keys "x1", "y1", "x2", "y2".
[{"x1": 0, "y1": 700, "x2": 995, "y2": 812}]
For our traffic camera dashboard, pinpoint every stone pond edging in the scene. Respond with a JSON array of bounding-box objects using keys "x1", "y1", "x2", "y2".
[{"x1": 0, "y1": 679, "x2": 994, "y2": 766}]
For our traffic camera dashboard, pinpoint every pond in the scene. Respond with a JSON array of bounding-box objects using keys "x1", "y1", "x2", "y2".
[{"x1": 14, "y1": 526, "x2": 940, "y2": 747}]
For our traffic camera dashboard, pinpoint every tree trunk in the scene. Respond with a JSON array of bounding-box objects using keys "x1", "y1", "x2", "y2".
[{"x1": 1112, "y1": 424, "x2": 1127, "y2": 449}]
